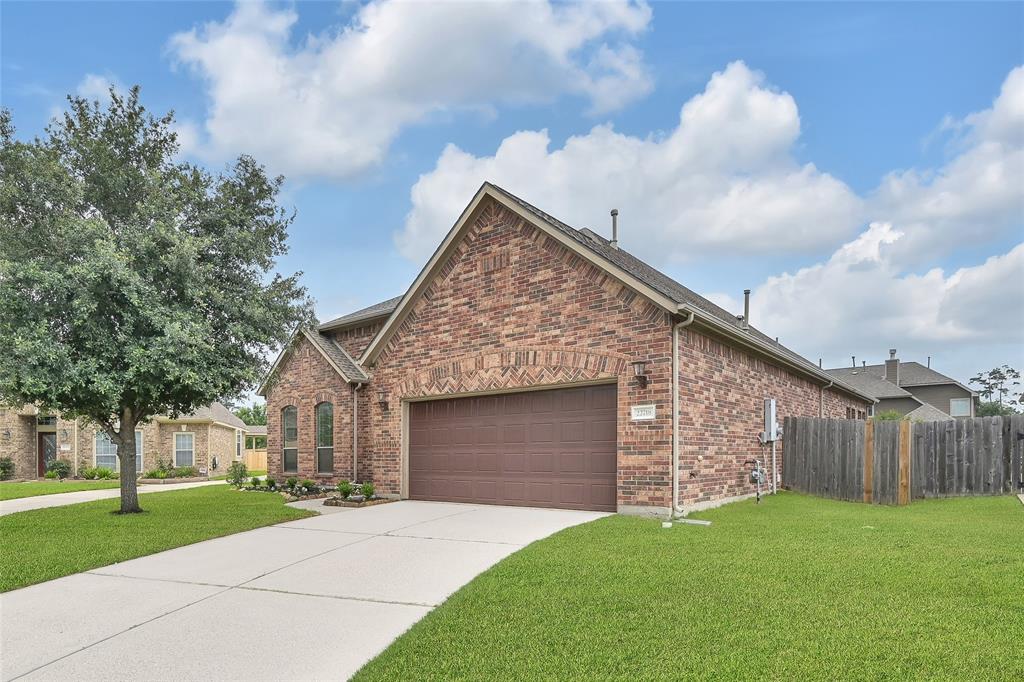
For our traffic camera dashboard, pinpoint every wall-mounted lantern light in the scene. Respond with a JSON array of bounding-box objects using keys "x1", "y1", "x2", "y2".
[
  {"x1": 377, "y1": 389, "x2": 389, "y2": 410},
  {"x1": 631, "y1": 359, "x2": 649, "y2": 388}
]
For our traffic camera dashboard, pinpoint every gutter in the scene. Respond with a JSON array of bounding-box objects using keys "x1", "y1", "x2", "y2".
[
  {"x1": 671, "y1": 311, "x2": 696, "y2": 517},
  {"x1": 819, "y1": 381, "x2": 833, "y2": 417}
]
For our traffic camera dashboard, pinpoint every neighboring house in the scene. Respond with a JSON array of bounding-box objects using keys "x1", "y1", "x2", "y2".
[
  {"x1": 825, "y1": 350, "x2": 977, "y2": 420},
  {"x1": 0, "y1": 402, "x2": 249, "y2": 479},
  {"x1": 259, "y1": 183, "x2": 873, "y2": 515}
]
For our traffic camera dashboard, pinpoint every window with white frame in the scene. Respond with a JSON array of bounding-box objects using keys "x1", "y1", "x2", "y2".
[
  {"x1": 236, "y1": 430, "x2": 242, "y2": 460},
  {"x1": 95, "y1": 430, "x2": 143, "y2": 471},
  {"x1": 316, "y1": 402, "x2": 333, "y2": 474},
  {"x1": 949, "y1": 398, "x2": 971, "y2": 417},
  {"x1": 282, "y1": 406, "x2": 298, "y2": 472},
  {"x1": 174, "y1": 432, "x2": 195, "y2": 467}
]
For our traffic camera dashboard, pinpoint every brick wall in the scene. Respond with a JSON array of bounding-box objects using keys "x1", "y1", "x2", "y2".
[
  {"x1": 207, "y1": 423, "x2": 240, "y2": 474},
  {"x1": 266, "y1": 338, "x2": 354, "y2": 485},
  {"x1": 0, "y1": 406, "x2": 37, "y2": 478},
  {"x1": 678, "y1": 328, "x2": 868, "y2": 509},
  {"x1": 330, "y1": 321, "x2": 385, "y2": 357}
]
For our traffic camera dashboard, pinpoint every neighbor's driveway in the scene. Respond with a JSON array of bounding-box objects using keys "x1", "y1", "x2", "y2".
[
  {"x1": 0, "y1": 500, "x2": 607, "y2": 681},
  {"x1": 0, "y1": 480, "x2": 225, "y2": 516}
]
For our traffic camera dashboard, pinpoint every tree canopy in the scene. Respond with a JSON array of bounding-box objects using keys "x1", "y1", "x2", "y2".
[
  {"x1": 0, "y1": 87, "x2": 313, "y2": 511},
  {"x1": 233, "y1": 402, "x2": 267, "y2": 426}
]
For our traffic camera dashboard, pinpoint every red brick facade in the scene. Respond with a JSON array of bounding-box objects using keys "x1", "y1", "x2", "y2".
[{"x1": 265, "y1": 195, "x2": 870, "y2": 513}]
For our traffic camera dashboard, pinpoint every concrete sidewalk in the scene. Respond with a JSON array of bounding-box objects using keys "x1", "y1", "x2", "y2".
[
  {"x1": 0, "y1": 500, "x2": 608, "y2": 681},
  {"x1": 0, "y1": 480, "x2": 225, "y2": 516}
]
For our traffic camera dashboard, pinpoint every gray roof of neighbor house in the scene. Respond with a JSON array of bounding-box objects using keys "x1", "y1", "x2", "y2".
[
  {"x1": 905, "y1": 403, "x2": 953, "y2": 421},
  {"x1": 823, "y1": 367, "x2": 916, "y2": 399},
  {"x1": 245, "y1": 424, "x2": 267, "y2": 436},
  {"x1": 320, "y1": 295, "x2": 404, "y2": 331},
  {"x1": 825, "y1": 361, "x2": 975, "y2": 397},
  {"x1": 168, "y1": 402, "x2": 248, "y2": 429}
]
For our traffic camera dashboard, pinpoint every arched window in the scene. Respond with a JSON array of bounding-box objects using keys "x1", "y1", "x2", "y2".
[
  {"x1": 282, "y1": 406, "x2": 298, "y2": 473},
  {"x1": 316, "y1": 402, "x2": 333, "y2": 474}
]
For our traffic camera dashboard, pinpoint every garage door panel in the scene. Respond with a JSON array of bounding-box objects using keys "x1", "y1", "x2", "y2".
[{"x1": 409, "y1": 384, "x2": 617, "y2": 512}]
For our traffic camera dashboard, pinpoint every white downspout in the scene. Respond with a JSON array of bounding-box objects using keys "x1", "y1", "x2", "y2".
[
  {"x1": 672, "y1": 311, "x2": 696, "y2": 517},
  {"x1": 352, "y1": 383, "x2": 364, "y2": 482}
]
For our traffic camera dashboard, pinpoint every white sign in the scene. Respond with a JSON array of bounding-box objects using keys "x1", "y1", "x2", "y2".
[
  {"x1": 631, "y1": 404, "x2": 657, "y2": 421},
  {"x1": 59, "y1": 444, "x2": 71, "y2": 452}
]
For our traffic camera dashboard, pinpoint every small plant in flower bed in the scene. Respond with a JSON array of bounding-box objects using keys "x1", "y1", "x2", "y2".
[
  {"x1": 250, "y1": 475, "x2": 261, "y2": 488},
  {"x1": 265, "y1": 477, "x2": 276, "y2": 490},
  {"x1": 285, "y1": 477, "x2": 298, "y2": 490},
  {"x1": 360, "y1": 482, "x2": 375, "y2": 499},
  {"x1": 142, "y1": 463, "x2": 199, "y2": 479},
  {"x1": 46, "y1": 460, "x2": 72, "y2": 480},
  {"x1": 337, "y1": 480, "x2": 353, "y2": 499},
  {"x1": 294, "y1": 479, "x2": 319, "y2": 495},
  {"x1": 226, "y1": 461, "x2": 248, "y2": 487},
  {"x1": 81, "y1": 466, "x2": 117, "y2": 480}
]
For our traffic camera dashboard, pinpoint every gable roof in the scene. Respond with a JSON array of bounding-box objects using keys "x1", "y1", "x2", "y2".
[
  {"x1": 257, "y1": 327, "x2": 369, "y2": 396},
  {"x1": 319, "y1": 295, "x2": 403, "y2": 332},
  {"x1": 156, "y1": 402, "x2": 248, "y2": 429},
  {"x1": 825, "y1": 361, "x2": 976, "y2": 398},
  {"x1": 356, "y1": 182, "x2": 874, "y2": 403}
]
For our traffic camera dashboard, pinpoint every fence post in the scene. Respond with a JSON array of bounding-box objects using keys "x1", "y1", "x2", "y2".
[
  {"x1": 898, "y1": 419, "x2": 911, "y2": 505},
  {"x1": 864, "y1": 419, "x2": 874, "y2": 504}
]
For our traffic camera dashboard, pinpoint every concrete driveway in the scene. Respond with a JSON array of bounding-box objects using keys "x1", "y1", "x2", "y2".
[{"x1": 1, "y1": 500, "x2": 607, "y2": 681}]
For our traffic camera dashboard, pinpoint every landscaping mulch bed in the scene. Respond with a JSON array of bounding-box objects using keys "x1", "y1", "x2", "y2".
[{"x1": 324, "y1": 497, "x2": 394, "y2": 508}]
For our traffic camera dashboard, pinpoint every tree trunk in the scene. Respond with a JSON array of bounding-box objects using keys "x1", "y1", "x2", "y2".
[{"x1": 117, "y1": 413, "x2": 142, "y2": 514}]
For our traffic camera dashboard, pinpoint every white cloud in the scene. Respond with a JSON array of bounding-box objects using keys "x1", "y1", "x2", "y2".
[
  {"x1": 749, "y1": 227, "x2": 1024, "y2": 369},
  {"x1": 871, "y1": 66, "x2": 1024, "y2": 265},
  {"x1": 168, "y1": 0, "x2": 653, "y2": 180},
  {"x1": 76, "y1": 73, "x2": 124, "y2": 103},
  {"x1": 398, "y1": 61, "x2": 863, "y2": 261}
]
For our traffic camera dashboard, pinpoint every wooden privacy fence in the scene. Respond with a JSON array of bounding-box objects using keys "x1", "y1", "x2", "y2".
[
  {"x1": 782, "y1": 415, "x2": 1024, "y2": 504},
  {"x1": 244, "y1": 448, "x2": 267, "y2": 472}
]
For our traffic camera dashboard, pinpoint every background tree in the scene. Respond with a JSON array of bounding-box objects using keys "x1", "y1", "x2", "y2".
[
  {"x1": 969, "y1": 365, "x2": 1021, "y2": 406},
  {"x1": 977, "y1": 401, "x2": 1018, "y2": 417},
  {"x1": 0, "y1": 88, "x2": 313, "y2": 513},
  {"x1": 233, "y1": 402, "x2": 267, "y2": 426}
]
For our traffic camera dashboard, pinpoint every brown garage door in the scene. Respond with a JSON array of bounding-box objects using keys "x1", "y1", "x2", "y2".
[{"x1": 408, "y1": 384, "x2": 617, "y2": 511}]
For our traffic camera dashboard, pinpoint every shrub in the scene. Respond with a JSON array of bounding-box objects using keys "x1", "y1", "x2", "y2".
[
  {"x1": 285, "y1": 477, "x2": 298, "y2": 489},
  {"x1": 338, "y1": 480, "x2": 353, "y2": 499},
  {"x1": 142, "y1": 468, "x2": 167, "y2": 479},
  {"x1": 86, "y1": 467, "x2": 118, "y2": 480},
  {"x1": 44, "y1": 470, "x2": 58, "y2": 479},
  {"x1": 251, "y1": 475, "x2": 261, "y2": 487},
  {"x1": 46, "y1": 459, "x2": 72, "y2": 480},
  {"x1": 265, "y1": 477, "x2": 276, "y2": 490},
  {"x1": 299, "y1": 479, "x2": 318, "y2": 494},
  {"x1": 360, "y1": 481, "x2": 375, "y2": 499},
  {"x1": 0, "y1": 457, "x2": 15, "y2": 480},
  {"x1": 174, "y1": 466, "x2": 199, "y2": 478},
  {"x1": 875, "y1": 410, "x2": 905, "y2": 421},
  {"x1": 226, "y1": 461, "x2": 248, "y2": 486}
]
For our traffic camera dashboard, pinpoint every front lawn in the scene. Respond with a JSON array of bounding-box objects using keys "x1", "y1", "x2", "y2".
[
  {"x1": 0, "y1": 480, "x2": 120, "y2": 500},
  {"x1": 0, "y1": 486, "x2": 313, "y2": 592},
  {"x1": 356, "y1": 493, "x2": 1023, "y2": 681}
]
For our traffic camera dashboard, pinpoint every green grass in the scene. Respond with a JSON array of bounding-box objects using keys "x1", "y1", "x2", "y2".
[
  {"x1": 355, "y1": 493, "x2": 1024, "y2": 681},
  {"x1": 0, "y1": 480, "x2": 120, "y2": 500},
  {"x1": 0, "y1": 486, "x2": 313, "y2": 592}
]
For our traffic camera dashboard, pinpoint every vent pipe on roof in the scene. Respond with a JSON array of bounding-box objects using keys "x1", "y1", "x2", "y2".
[
  {"x1": 927, "y1": 356, "x2": 931, "y2": 368},
  {"x1": 818, "y1": 358, "x2": 822, "y2": 368},
  {"x1": 862, "y1": 360, "x2": 866, "y2": 367},
  {"x1": 610, "y1": 209, "x2": 619, "y2": 249},
  {"x1": 851, "y1": 356, "x2": 856, "y2": 368},
  {"x1": 742, "y1": 289, "x2": 750, "y2": 331}
]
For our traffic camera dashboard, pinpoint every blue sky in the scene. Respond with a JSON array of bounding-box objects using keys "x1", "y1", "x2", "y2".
[{"x1": 3, "y1": 1, "x2": 1022, "y2": 387}]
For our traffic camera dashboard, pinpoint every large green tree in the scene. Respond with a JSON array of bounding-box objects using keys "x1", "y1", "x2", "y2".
[
  {"x1": 0, "y1": 88, "x2": 312, "y2": 512},
  {"x1": 233, "y1": 402, "x2": 266, "y2": 426}
]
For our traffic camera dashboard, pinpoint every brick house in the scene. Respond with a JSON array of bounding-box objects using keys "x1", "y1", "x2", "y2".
[
  {"x1": 260, "y1": 184, "x2": 873, "y2": 515},
  {"x1": 0, "y1": 402, "x2": 248, "y2": 479}
]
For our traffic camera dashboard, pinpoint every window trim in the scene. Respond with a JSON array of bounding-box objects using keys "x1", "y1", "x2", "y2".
[
  {"x1": 174, "y1": 431, "x2": 195, "y2": 467},
  {"x1": 315, "y1": 402, "x2": 334, "y2": 474},
  {"x1": 949, "y1": 398, "x2": 972, "y2": 418},
  {"x1": 282, "y1": 405, "x2": 298, "y2": 473},
  {"x1": 93, "y1": 429, "x2": 144, "y2": 472},
  {"x1": 236, "y1": 429, "x2": 242, "y2": 460}
]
